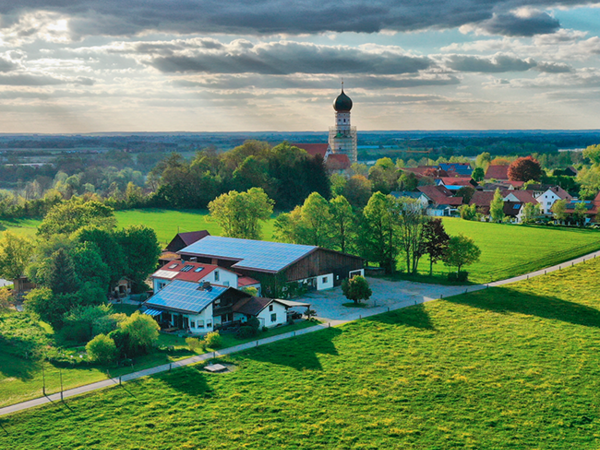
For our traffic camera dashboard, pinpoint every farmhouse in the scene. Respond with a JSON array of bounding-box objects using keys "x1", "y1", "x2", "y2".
[
  {"x1": 178, "y1": 236, "x2": 364, "y2": 292},
  {"x1": 143, "y1": 281, "x2": 307, "y2": 333},
  {"x1": 536, "y1": 186, "x2": 572, "y2": 214},
  {"x1": 159, "y1": 230, "x2": 211, "y2": 266},
  {"x1": 151, "y1": 260, "x2": 260, "y2": 293}
]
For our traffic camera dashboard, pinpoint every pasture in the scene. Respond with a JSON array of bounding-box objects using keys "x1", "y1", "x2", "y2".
[{"x1": 2, "y1": 257, "x2": 600, "y2": 448}]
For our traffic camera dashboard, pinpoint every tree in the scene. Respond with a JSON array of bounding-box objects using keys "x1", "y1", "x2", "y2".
[
  {"x1": 86, "y1": 334, "x2": 117, "y2": 365},
  {"x1": 0, "y1": 288, "x2": 13, "y2": 312},
  {"x1": 24, "y1": 287, "x2": 66, "y2": 328},
  {"x1": 422, "y1": 219, "x2": 450, "y2": 275},
  {"x1": 341, "y1": 175, "x2": 372, "y2": 208},
  {"x1": 329, "y1": 195, "x2": 355, "y2": 253},
  {"x1": 299, "y1": 192, "x2": 333, "y2": 248},
  {"x1": 48, "y1": 248, "x2": 79, "y2": 295},
  {"x1": 551, "y1": 199, "x2": 568, "y2": 222},
  {"x1": 583, "y1": 144, "x2": 600, "y2": 165},
  {"x1": 359, "y1": 192, "x2": 399, "y2": 274},
  {"x1": 119, "y1": 311, "x2": 160, "y2": 355},
  {"x1": 507, "y1": 156, "x2": 542, "y2": 182},
  {"x1": 209, "y1": 188, "x2": 274, "y2": 240},
  {"x1": 459, "y1": 204, "x2": 478, "y2": 221},
  {"x1": 521, "y1": 203, "x2": 541, "y2": 224},
  {"x1": 489, "y1": 188, "x2": 505, "y2": 223},
  {"x1": 455, "y1": 186, "x2": 475, "y2": 204},
  {"x1": 397, "y1": 198, "x2": 427, "y2": 274},
  {"x1": 0, "y1": 231, "x2": 33, "y2": 281},
  {"x1": 117, "y1": 226, "x2": 161, "y2": 288},
  {"x1": 573, "y1": 201, "x2": 588, "y2": 226},
  {"x1": 472, "y1": 167, "x2": 485, "y2": 182},
  {"x1": 38, "y1": 199, "x2": 116, "y2": 236},
  {"x1": 490, "y1": 157, "x2": 511, "y2": 166},
  {"x1": 75, "y1": 227, "x2": 127, "y2": 290},
  {"x1": 442, "y1": 235, "x2": 481, "y2": 274},
  {"x1": 475, "y1": 152, "x2": 491, "y2": 169},
  {"x1": 368, "y1": 158, "x2": 399, "y2": 194},
  {"x1": 341, "y1": 275, "x2": 372, "y2": 304}
]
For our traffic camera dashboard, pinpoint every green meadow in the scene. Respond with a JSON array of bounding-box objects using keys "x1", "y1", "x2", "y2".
[{"x1": 2, "y1": 257, "x2": 600, "y2": 449}]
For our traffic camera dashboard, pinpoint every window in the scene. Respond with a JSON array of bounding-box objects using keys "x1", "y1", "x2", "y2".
[
  {"x1": 206, "y1": 322, "x2": 212, "y2": 328},
  {"x1": 197, "y1": 320, "x2": 204, "y2": 328},
  {"x1": 269, "y1": 304, "x2": 273, "y2": 312},
  {"x1": 180, "y1": 265, "x2": 194, "y2": 272},
  {"x1": 168, "y1": 263, "x2": 178, "y2": 269},
  {"x1": 214, "y1": 299, "x2": 221, "y2": 306},
  {"x1": 190, "y1": 321, "x2": 196, "y2": 328},
  {"x1": 214, "y1": 270, "x2": 220, "y2": 282},
  {"x1": 547, "y1": 202, "x2": 551, "y2": 206},
  {"x1": 323, "y1": 276, "x2": 328, "y2": 284},
  {"x1": 223, "y1": 281, "x2": 230, "y2": 287},
  {"x1": 194, "y1": 267, "x2": 204, "y2": 273},
  {"x1": 271, "y1": 313, "x2": 277, "y2": 322}
]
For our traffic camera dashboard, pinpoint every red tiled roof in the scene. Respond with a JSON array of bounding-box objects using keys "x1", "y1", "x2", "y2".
[
  {"x1": 502, "y1": 190, "x2": 537, "y2": 204},
  {"x1": 545, "y1": 186, "x2": 572, "y2": 201},
  {"x1": 326, "y1": 153, "x2": 351, "y2": 171},
  {"x1": 238, "y1": 276, "x2": 260, "y2": 287},
  {"x1": 418, "y1": 185, "x2": 463, "y2": 206},
  {"x1": 153, "y1": 261, "x2": 219, "y2": 283},
  {"x1": 485, "y1": 165, "x2": 509, "y2": 180},
  {"x1": 469, "y1": 191, "x2": 496, "y2": 207},
  {"x1": 291, "y1": 143, "x2": 328, "y2": 158}
]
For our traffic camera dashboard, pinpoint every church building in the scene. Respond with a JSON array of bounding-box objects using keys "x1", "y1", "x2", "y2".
[{"x1": 328, "y1": 86, "x2": 357, "y2": 163}]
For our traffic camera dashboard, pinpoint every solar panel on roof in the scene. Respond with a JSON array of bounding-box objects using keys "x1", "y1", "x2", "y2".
[
  {"x1": 179, "y1": 236, "x2": 317, "y2": 273},
  {"x1": 180, "y1": 265, "x2": 194, "y2": 272},
  {"x1": 144, "y1": 280, "x2": 226, "y2": 313}
]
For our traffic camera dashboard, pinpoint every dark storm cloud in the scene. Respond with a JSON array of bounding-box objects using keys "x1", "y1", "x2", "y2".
[
  {"x1": 479, "y1": 11, "x2": 560, "y2": 36},
  {"x1": 148, "y1": 41, "x2": 432, "y2": 75},
  {"x1": 1, "y1": 0, "x2": 594, "y2": 37},
  {"x1": 446, "y1": 54, "x2": 537, "y2": 72}
]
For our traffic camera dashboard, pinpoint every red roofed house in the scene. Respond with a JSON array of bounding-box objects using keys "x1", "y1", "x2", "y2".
[
  {"x1": 151, "y1": 260, "x2": 259, "y2": 293},
  {"x1": 417, "y1": 185, "x2": 463, "y2": 216},
  {"x1": 536, "y1": 186, "x2": 573, "y2": 215},
  {"x1": 326, "y1": 153, "x2": 352, "y2": 173},
  {"x1": 485, "y1": 165, "x2": 509, "y2": 181}
]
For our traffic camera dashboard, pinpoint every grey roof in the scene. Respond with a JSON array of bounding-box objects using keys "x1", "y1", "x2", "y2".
[
  {"x1": 390, "y1": 191, "x2": 423, "y2": 199},
  {"x1": 144, "y1": 280, "x2": 227, "y2": 314},
  {"x1": 179, "y1": 236, "x2": 317, "y2": 273}
]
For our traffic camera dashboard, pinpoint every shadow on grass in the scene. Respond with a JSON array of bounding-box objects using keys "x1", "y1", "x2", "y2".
[
  {"x1": 241, "y1": 328, "x2": 342, "y2": 371},
  {"x1": 159, "y1": 366, "x2": 211, "y2": 398},
  {"x1": 445, "y1": 286, "x2": 600, "y2": 328},
  {"x1": 0, "y1": 351, "x2": 40, "y2": 381},
  {"x1": 367, "y1": 303, "x2": 436, "y2": 331}
]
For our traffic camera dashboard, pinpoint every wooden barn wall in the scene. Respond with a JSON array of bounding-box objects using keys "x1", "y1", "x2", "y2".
[{"x1": 284, "y1": 249, "x2": 363, "y2": 282}]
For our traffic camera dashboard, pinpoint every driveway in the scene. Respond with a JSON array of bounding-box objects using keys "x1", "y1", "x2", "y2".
[{"x1": 300, "y1": 277, "x2": 482, "y2": 321}]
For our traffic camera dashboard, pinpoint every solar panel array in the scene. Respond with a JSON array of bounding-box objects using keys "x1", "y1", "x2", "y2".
[
  {"x1": 180, "y1": 236, "x2": 317, "y2": 272},
  {"x1": 180, "y1": 265, "x2": 194, "y2": 272},
  {"x1": 144, "y1": 280, "x2": 227, "y2": 314}
]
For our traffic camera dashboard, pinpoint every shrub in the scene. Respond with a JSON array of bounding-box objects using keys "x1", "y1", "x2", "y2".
[
  {"x1": 86, "y1": 334, "x2": 117, "y2": 365},
  {"x1": 341, "y1": 275, "x2": 372, "y2": 304},
  {"x1": 247, "y1": 316, "x2": 260, "y2": 331},
  {"x1": 205, "y1": 331, "x2": 222, "y2": 349},
  {"x1": 448, "y1": 271, "x2": 469, "y2": 282},
  {"x1": 236, "y1": 325, "x2": 258, "y2": 339},
  {"x1": 119, "y1": 311, "x2": 160, "y2": 355},
  {"x1": 108, "y1": 328, "x2": 131, "y2": 358},
  {"x1": 186, "y1": 337, "x2": 202, "y2": 352}
]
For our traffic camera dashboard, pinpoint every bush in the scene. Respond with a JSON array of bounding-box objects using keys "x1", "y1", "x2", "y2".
[
  {"x1": 186, "y1": 337, "x2": 202, "y2": 352},
  {"x1": 86, "y1": 334, "x2": 117, "y2": 365},
  {"x1": 119, "y1": 311, "x2": 160, "y2": 356},
  {"x1": 247, "y1": 316, "x2": 260, "y2": 331},
  {"x1": 236, "y1": 326, "x2": 258, "y2": 339},
  {"x1": 108, "y1": 328, "x2": 131, "y2": 358},
  {"x1": 447, "y1": 271, "x2": 469, "y2": 282},
  {"x1": 205, "y1": 331, "x2": 222, "y2": 349}
]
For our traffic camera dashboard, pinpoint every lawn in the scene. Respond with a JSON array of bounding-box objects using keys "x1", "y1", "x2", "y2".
[
  {"x1": 2, "y1": 260, "x2": 600, "y2": 448},
  {"x1": 0, "y1": 314, "x2": 317, "y2": 408}
]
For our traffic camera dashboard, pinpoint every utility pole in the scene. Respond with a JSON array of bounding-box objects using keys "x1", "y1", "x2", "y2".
[
  {"x1": 60, "y1": 369, "x2": 64, "y2": 402},
  {"x1": 42, "y1": 359, "x2": 46, "y2": 396}
]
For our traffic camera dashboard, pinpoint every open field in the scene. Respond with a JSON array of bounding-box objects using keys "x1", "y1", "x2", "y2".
[
  {"x1": 2, "y1": 258, "x2": 600, "y2": 448},
  {"x1": 0, "y1": 316, "x2": 317, "y2": 408}
]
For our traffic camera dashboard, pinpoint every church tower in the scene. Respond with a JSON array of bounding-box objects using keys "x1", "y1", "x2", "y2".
[{"x1": 328, "y1": 85, "x2": 357, "y2": 163}]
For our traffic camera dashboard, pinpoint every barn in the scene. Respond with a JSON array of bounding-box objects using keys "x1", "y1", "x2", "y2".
[{"x1": 178, "y1": 236, "x2": 364, "y2": 293}]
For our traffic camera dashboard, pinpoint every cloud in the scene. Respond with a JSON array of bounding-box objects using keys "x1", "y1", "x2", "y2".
[
  {"x1": 477, "y1": 10, "x2": 560, "y2": 37},
  {"x1": 146, "y1": 41, "x2": 432, "y2": 75},
  {"x1": 445, "y1": 54, "x2": 537, "y2": 72},
  {"x1": 1, "y1": 0, "x2": 595, "y2": 38},
  {"x1": 0, "y1": 58, "x2": 17, "y2": 72},
  {"x1": 0, "y1": 74, "x2": 65, "y2": 86},
  {"x1": 535, "y1": 62, "x2": 572, "y2": 73}
]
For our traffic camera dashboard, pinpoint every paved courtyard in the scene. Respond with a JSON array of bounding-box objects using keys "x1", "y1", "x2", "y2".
[{"x1": 299, "y1": 277, "x2": 483, "y2": 321}]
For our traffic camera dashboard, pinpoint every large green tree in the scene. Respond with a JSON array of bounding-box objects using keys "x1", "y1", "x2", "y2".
[
  {"x1": 0, "y1": 231, "x2": 33, "y2": 281},
  {"x1": 117, "y1": 226, "x2": 161, "y2": 288},
  {"x1": 359, "y1": 192, "x2": 399, "y2": 274},
  {"x1": 329, "y1": 195, "x2": 355, "y2": 253},
  {"x1": 209, "y1": 188, "x2": 274, "y2": 240},
  {"x1": 397, "y1": 198, "x2": 427, "y2": 274},
  {"x1": 442, "y1": 234, "x2": 481, "y2": 273},
  {"x1": 38, "y1": 199, "x2": 116, "y2": 236},
  {"x1": 489, "y1": 188, "x2": 505, "y2": 223}
]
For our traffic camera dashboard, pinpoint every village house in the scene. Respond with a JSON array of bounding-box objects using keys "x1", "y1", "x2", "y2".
[
  {"x1": 536, "y1": 186, "x2": 572, "y2": 215},
  {"x1": 417, "y1": 185, "x2": 463, "y2": 216}
]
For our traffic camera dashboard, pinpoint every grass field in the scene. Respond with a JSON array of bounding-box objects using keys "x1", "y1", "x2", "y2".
[
  {"x1": 2, "y1": 258, "x2": 600, "y2": 448},
  {"x1": 0, "y1": 317, "x2": 317, "y2": 408}
]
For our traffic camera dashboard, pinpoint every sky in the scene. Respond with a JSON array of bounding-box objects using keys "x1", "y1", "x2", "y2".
[{"x1": 0, "y1": 1, "x2": 600, "y2": 133}]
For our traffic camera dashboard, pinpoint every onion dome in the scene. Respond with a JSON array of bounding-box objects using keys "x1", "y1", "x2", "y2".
[{"x1": 333, "y1": 89, "x2": 353, "y2": 112}]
